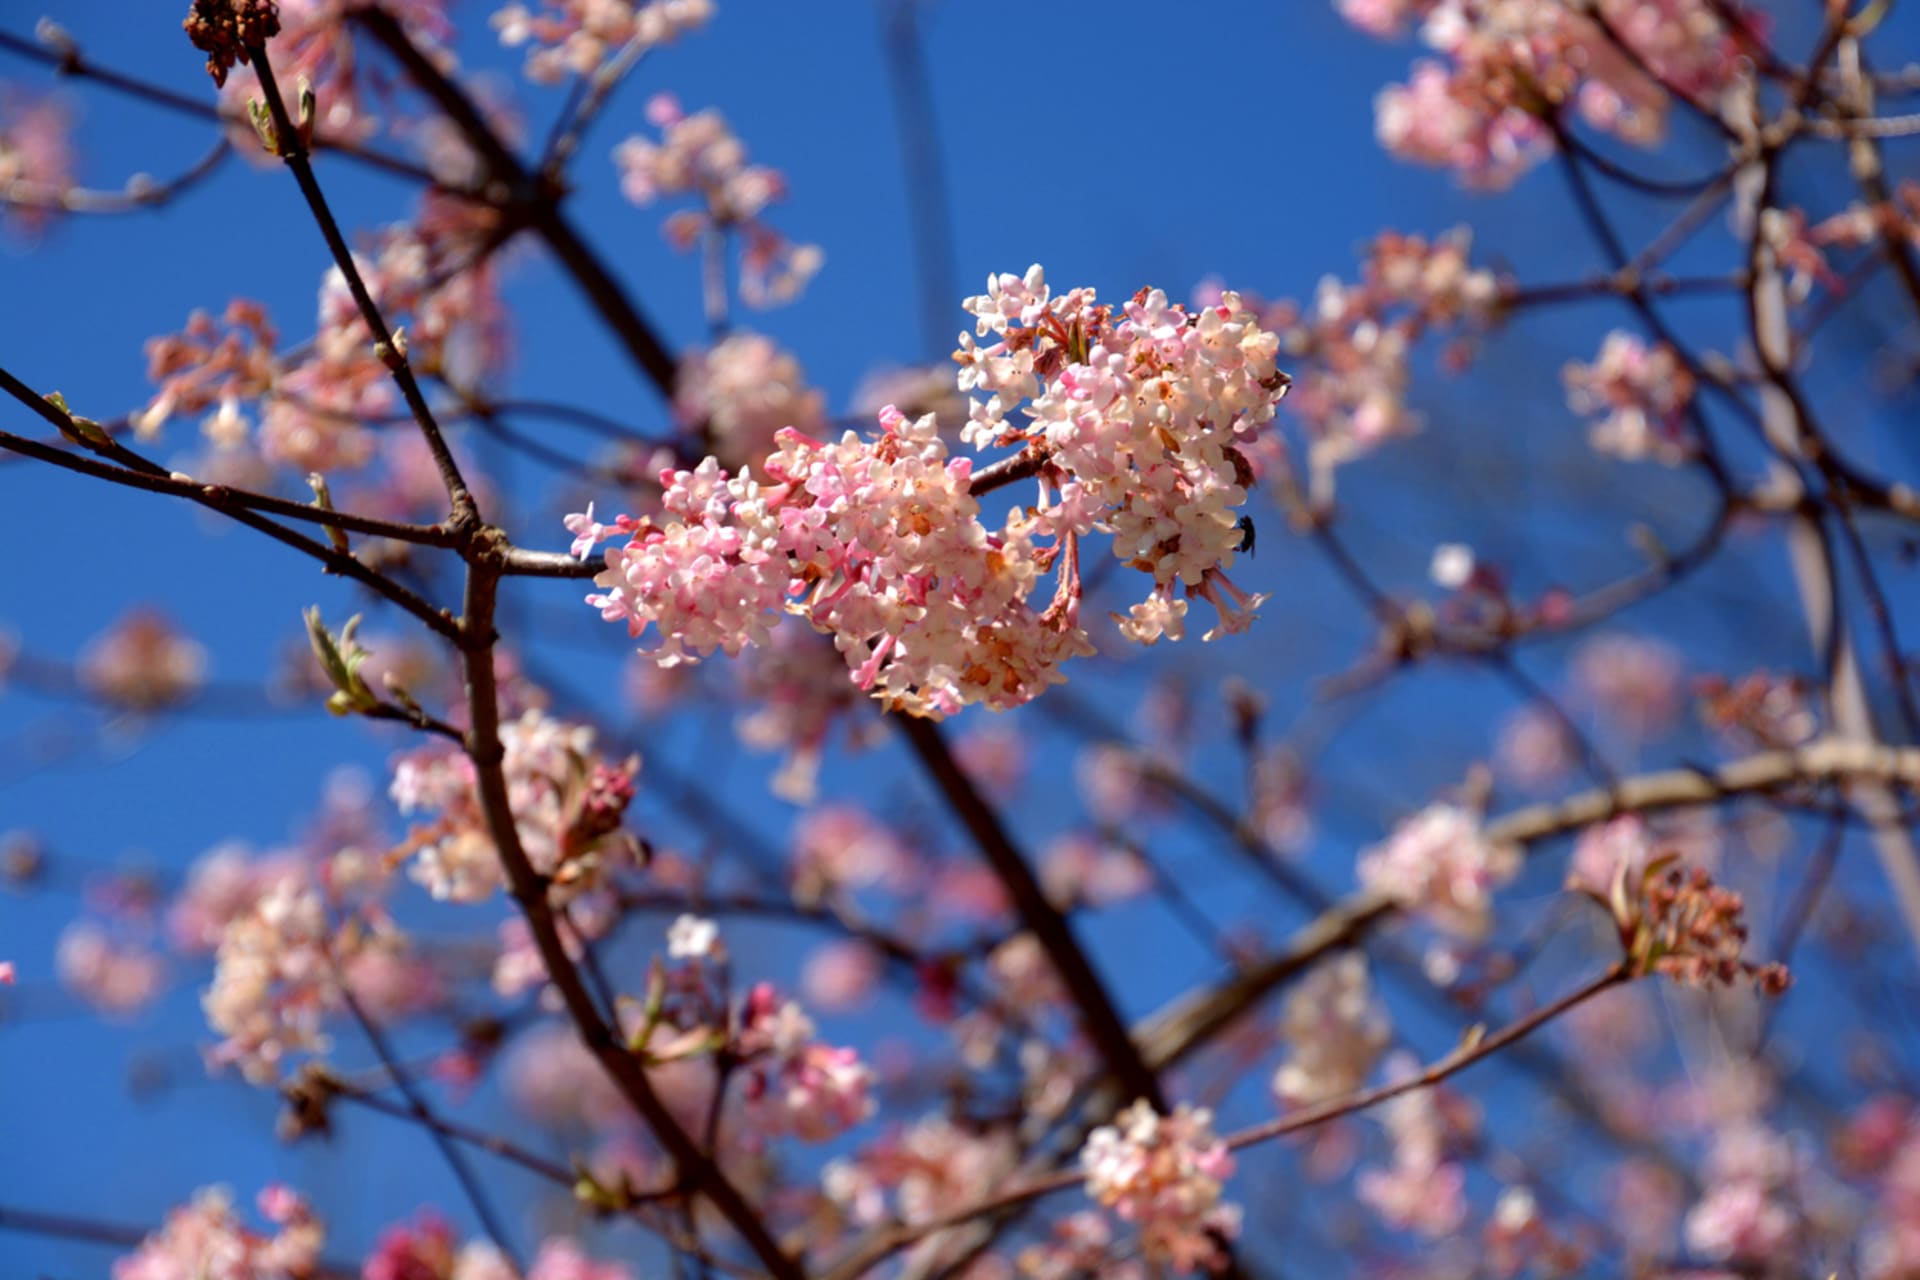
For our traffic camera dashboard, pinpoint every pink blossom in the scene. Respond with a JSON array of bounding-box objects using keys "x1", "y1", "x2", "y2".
[
  {"x1": 391, "y1": 709, "x2": 638, "y2": 901},
  {"x1": 1269, "y1": 228, "x2": 1498, "y2": 480},
  {"x1": 56, "y1": 921, "x2": 164, "y2": 1017},
  {"x1": 0, "y1": 88, "x2": 74, "y2": 237},
  {"x1": 1356, "y1": 1055, "x2": 1480, "y2": 1237},
  {"x1": 1495, "y1": 704, "x2": 1577, "y2": 790},
  {"x1": 1081, "y1": 1101, "x2": 1241, "y2": 1274},
  {"x1": 825, "y1": 1117, "x2": 1021, "y2": 1271},
  {"x1": 218, "y1": 0, "x2": 454, "y2": 151},
  {"x1": 734, "y1": 628, "x2": 876, "y2": 801},
  {"x1": 1357, "y1": 803, "x2": 1520, "y2": 938},
  {"x1": 1272, "y1": 954, "x2": 1391, "y2": 1105},
  {"x1": 1571, "y1": 632, "x2": 1684, "y2": 741},
  {"x1": 1018, "y1": 1211, "x2": 1145, "y2": 1280},
  {"x1": 736, "y1": 984, "x2": 875, "y2": 1142},
  {"x1": 1356, "y1": 1152, "x2": 1469, "y2": 1237},
  {"x1": 362, "y1": 1213, "x2": 456, "y2": 1280},
  {"x1": 1040, "y1": 831, "x2": 1151, "y2": 908},
  {"x1": 78, "y1": 608, "x2": 209, "y2": 712},
  {"x1": 612, "y1": 93, "x2": 820, "y2": 309},
  {"x1": 801, "y1": 939, "x2": 883, "y2": 1012},
  {"x1": 493, "y1": 0, "x2": 713, "y2": 84},
  {"x1": 202, "y1": 881, "x2": 342, "y2": 1082},
  {"x1": 113, "y1": 1185, "x2": 323, "y2": 1280},
  {"x1": 1350, "y1": 1, "x2": 1757, "y2": 186},
  {"x1": 523, "y1": 1238, "x2": 636, "y2": 1280},
  {"x1": 674, "y1": 331, "x2": 828, "y2": 472},
  {"x1": 1684, "y1": 1179, "x2": 1797, "y2": 1261},
  {"x1": 790, "y1": 804, "x2": 917, "y2": 904},
  {"x1": 580, "y1": 269, "x2": 1287, "y2": 715},
  {"x1": 1564, "y1": 332, "x2": 1696, "y2": 465},
  {"x1": 167, "y1": 843, "x2": 304, "y2": 955}
]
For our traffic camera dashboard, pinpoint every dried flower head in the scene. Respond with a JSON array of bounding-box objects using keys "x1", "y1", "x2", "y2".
[{"x1": 184, "y1": 0, "x2": 282, "y2": 87}]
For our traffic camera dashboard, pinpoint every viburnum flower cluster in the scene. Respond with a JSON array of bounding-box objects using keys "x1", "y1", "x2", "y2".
[
  {"x1": 1355, "y1": 1057, "x2": 1480, "y2": 1238},
  {"x1": 614, "y1": 92, "x2": 821, "y2": 308},
  {"x1": 77, "y1": 607, "x2": 209, "y2": 713},
  {"x1": 112, "y1": 1184, "x2": 323, "y2": 1280},
  {"x1": 1562, "y1": 331, "x2": 1697, "y2": 465},
  {"x1": 673, "y1": 330, "x2": 828, "y2": 473},
  {"x1": 139, "y1": 195, "x2": 507, "y2": 473},
  {"x1": 732, "y1": 979, "x2": 875, "y2": 1142},
  {"x1": 202, "y1": 878, "x2": 388, "y2": 1082},
  {"x1": 391, "y1": 707, "x2": 638, "y2": 902},
  {"x1": 1271, "y1": 953, "x2": 1391, "y2": 1105},
  {"x1": 56, "y1": 915, "x2": 164, "y2": 1017},
  {"x1": 0, "y1": 87, "x2": 74, "y2": 237},
  {"x1": 1349, "y1": 0, "x2": 1758, "y2": 187},
  {"x1": 572, "y1": 268, "x2": 1287, "y2": 716},
  {"x1": 1267, "y1": 228, "x2": 1500, "y2": 481},
  {"x1": 1080, "y1": 1100, "x2": 1242, "y2": 1274},
  {"x1": 632, "y1": 919, "x2": 875, "y2": 1143},
  {"x1": 1356, "y1": 802, "x2": 1520, "y2": 939},
  {"x1": 1683, "y1": 1124, "x2": 1805, "y2": 1262},
  {"x1": 824, "y1": 1116, "x2": 1021, "y2": 1271},
  {"x1": 733, "y1": 629, "x2": 879, "y2": 802},
  {"x1": 493, "y1": 0, "x2": 713, "y2": 84}
]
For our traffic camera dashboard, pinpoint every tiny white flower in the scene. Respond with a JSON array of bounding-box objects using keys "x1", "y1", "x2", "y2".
[
  {"x1": 667, "y1": 913, "x2": 722, "y2": 961},
  {"x1": 1430, "y1": 542, "x2": 1474, "y2": 589}
]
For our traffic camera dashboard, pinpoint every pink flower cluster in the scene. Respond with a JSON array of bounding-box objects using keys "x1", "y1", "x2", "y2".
[
  {"x1": 824, "y1": 1116, "x2": 1021, "y2": 1270},
  {"x1": 1271, "y1": 953, "x2": 1391, "y2": 1105},
  {"x1": 78, "y1": 607, "x2": 209, "y2": 713},
  {"x1": 1270, "y1": 228, "x2": 1499, "y2": 479},
  {"x1": 1080, "y1": 1100, "x2": 1242, "y2": 1274},
  {"x1": 575, "y1": 269, "x2": 1287, "y2": 716},
  {"x1": 1696, "y1": 669, "x2": 1817, "y2": 751},
  {"x1": 614, "y1": 92, "x2": 822, "y2": 307},
  {"x1": 734, "y1": 981, "x2": 875, "y2": 1142},
  {"x1": 0, "y1": 87, "x2": 74, "y2": 237},
  {"x1": 674, "y1": 330, "x2": 828, "y2": 473},
  {"x1": 390, "y1": 708, "x2": 638, "y2": 902},
  {"x1": 1571, "y1": 631, "x2": 1684, "y2": 741},
  {"x1": 734, "y1": 629, "x2": 878, "y2": 802},
  {"x1": 141, "y1": 194, "x2": 505, "y2": 473},
  {"x1": 1017, "y1": 1212, "x2": 1146, "y2": 1280},
  {"x1": 961, "y1": 267, "x2": 1286, "y2": 644},
  {"x1": 1563, "y1": 331, "x2": 1696, "y2": 465},
  {"x1": 493, "y1": 0, "x2": 714, "y2": 83},
  {"x1": 1351, "y1": 1, "x2": 1757, "y2": 187},
  {"x1": 138, "y1": 299, "x2": 280, "y2": 451},
  {"x1": 201, "y1": 880, "x2": 340, "y2": 1082},
  {"x1": 1683, "y1": 1126, "x2": 1803, "y2": 1262},
  {"x1": 789, "y1": 804, "x2": 916, "y2": 904},
  {"x1": 1357, "y1": 803, "x2": 1520, "y2": 939},
  {"x1": 56, "y1": 919, "x2": 165, "y2": 1018},
  {"x1": 580, "y1": 409, "x2": 1081, "y2": 715},
  {"x1": 113, "y1": 1185, "x2": 323, "y2": 1280},
  {"x1": 1356, "y1": 1057, "x2": 1480, "y2": 1237}
]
